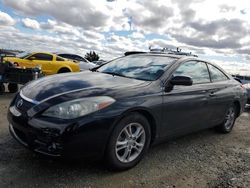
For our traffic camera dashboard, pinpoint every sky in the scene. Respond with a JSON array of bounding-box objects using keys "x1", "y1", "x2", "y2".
[{"x1": 0, "y1": 0, "x2": 250, "y2": 75}]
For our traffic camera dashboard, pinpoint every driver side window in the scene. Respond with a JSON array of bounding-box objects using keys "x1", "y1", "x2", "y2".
[
  {"x1": 173, "y1": 61, "x2": 210, "y2": 84},
  {"x1": 29, "y1": 53, "x2": 53, "y2": 61}
]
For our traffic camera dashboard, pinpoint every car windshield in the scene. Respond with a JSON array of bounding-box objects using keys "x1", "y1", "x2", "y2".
[
  {"x1": 17, "y1": 52, "x2": 31, "y2": 59},
  {"x1": 97, "y1": 55, "x2": 176, "y2": 81}
]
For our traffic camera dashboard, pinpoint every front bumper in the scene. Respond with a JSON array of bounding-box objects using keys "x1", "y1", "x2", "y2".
[
  {"x1": 8, "y1": 106, "x2": 118, "y2": 159},
  {"x1": 9, "y1": 123, "x2": 62, "y2": 156}
]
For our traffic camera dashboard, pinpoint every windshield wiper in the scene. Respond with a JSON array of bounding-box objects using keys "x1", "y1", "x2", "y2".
[
  {"x1": 90, "y1": 67, "x2": 98, "y2": 72},
  {"x1": 102, "y1": 71, "x2": 127, "y2": 78}
]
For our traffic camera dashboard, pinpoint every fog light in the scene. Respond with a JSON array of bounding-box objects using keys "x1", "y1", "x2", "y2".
[{"x1": 48, "y1": 142, "x2": 58, "y2": 152}]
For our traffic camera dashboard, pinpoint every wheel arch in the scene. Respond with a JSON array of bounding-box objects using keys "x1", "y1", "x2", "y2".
[
  {"x1": 57, "y1": 66, "x2": 72, "y2": 73},
  {"x1": 233, "y1": 100, "x2": 241, "y2": 117},
  {"x1": 113, "y1": 107, "x2": 158, "y2": 145}
]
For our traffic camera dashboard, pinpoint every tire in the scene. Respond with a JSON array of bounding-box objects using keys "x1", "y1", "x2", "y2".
[
  {"x1": 0, "y1": 84, "x2": 5, "y2": 94},
  {"x1": 58, "y1": 68, "x2": 70, "y2": 74},
  {"x1": 14, "y1": 62, "x2": 19, "y2": 67},
  {"x1": 8, "y1": 83, "x2": 18, "y2": 93},
  {"x1": 105, "y1": 113, "x2": 151, "y2": 171},
  {"x1": 216, "y1": 104, "x2": 237, "y2": 133}
]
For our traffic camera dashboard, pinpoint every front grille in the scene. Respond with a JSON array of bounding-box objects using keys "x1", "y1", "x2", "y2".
[
  {"x1": 11, "y1": 125, "x2": 62, "y2": 156},
  {"x1": 15, "y1": 94, "x2": 35, "y2": 112}
]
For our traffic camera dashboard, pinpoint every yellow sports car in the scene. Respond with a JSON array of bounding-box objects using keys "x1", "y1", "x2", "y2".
[{"x1": 4, "y1": 52, "x2": 80, "y2": 75}]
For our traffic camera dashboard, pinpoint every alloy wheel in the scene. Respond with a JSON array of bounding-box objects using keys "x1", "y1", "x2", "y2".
[
  {"x1": 115, "y1": 122, "x2": 146, "y2": 163},
  {"x1": 224, "y1": 107, "x2": 235, "y2": 130}
]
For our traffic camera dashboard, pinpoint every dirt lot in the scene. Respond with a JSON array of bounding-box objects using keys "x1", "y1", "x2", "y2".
[{"x1": 0, "y1": 93, "x2": 249, "y2": 188}]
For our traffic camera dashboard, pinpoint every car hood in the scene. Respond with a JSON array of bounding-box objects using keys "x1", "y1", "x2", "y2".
[
  {"x1": 21, "y1": 71, "x2": 148, "y2": 102},
  {"x1": 3, "y1": 57, "x2": 21, "y2": 62}
]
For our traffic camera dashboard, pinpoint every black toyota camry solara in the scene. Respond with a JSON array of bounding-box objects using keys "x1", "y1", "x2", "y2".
[{"x1": 8, "y1": 52, "x2": 247, "y2": 170}]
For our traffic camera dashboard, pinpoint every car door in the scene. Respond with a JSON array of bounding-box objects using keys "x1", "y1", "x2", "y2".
[
  {"x1": 206, "y1": 63, "x2": 234, "y2": 125},
  {"x1": 28, "y1": 53, "x2": 54, "y2": 75},
  {"x1": 160, "y1": 60, "x2": 213, "y2": 138}
]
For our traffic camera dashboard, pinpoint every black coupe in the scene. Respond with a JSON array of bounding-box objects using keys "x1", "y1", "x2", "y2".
[{"x1": 8, "y1": 52, "x2": 247, "y2": 170}]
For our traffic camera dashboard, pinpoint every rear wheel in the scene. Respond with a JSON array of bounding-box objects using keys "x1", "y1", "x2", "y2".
[
  {"x1": 58, "y1": 68, "x2": 70, "y2": 74},
  {"x1": 216, "y1": 104, "x2": 237, "y2": 133},
  {"x1": 105, "y1": 113, "x2": 151, "y2": 171}
]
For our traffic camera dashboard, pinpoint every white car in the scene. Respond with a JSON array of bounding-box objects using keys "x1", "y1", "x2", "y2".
[
  {"x1": 79, "y1": 61, "x2": 96, "y2": 71},
  {"x1": 243, "y1": 83, "x2": 250, "y2": 105},
  {"x1": 57, "y1": 53, "x2": 97, "y2": 71}
]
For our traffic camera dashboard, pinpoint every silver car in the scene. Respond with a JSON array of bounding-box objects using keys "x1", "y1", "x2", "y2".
[{"x1": 243, "y1": 83, "x2": 250, "y2": 105}]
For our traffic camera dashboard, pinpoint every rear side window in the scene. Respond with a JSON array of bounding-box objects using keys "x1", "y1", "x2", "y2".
[
  {"x1": 59, "y1": 54, "x2": 85, "y2": 61},
  {"x1": 174, "y1": 61, "x2": 210, "y2": 84},
  {"x1": 79, "y1": 57, "x2": 87, "y2": 62},
  {"x1": 207, "y1": 64, "x2": 228, "y2": 82},
  {"x1": 30, "y1": 53, "x2": 53, "y2": 61},
  {"x1": 72, "y1": 55, "x2": 84, "y2": 61},
  {"x1": 56, "y1": 56, "x2": 65, "y2": 61}
]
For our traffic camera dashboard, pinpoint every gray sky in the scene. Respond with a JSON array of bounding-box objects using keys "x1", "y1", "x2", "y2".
[{"x1": 0, "y1": 0, "x2": 250, "y2": 75}]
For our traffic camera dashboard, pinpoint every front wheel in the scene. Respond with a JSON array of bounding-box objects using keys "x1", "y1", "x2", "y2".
[
  {"x1": 105, "y1": 113, "x2": 151, "y2": 171},
  {"x1": 216, "y1": 104, "x2": 237, "y2": 133}
]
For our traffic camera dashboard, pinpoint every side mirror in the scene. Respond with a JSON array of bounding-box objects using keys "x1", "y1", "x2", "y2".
[
  {"x1": 170, "y1": 76, "x2": 193, "y2": 86},
  {"x1": 28, "y1": 56, "x2": 36, "y2": 61}
]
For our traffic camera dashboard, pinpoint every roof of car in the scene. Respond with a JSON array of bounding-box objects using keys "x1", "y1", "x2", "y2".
[
  {"x1": 124, "y1": 47, "x2": 225, "y2": 65},
  {"x1": 125, "y1": 48, "x2": 198, "y2": 58},
  {"x1": 123, "y1": 51, "x2": 232, "y2": 79},
  {"x1": 124, "y1": 52, "x2": 200, "y2": 61},
  {"x1": 58, "y1": 53, "x2": 79, "y2": 56},
  {"x1": 29, "y1": 52, "x2": 57, "y2": 56}
]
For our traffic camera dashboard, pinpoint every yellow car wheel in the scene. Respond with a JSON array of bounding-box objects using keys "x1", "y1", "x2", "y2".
[{"x1": 58, "y1": 68, "x2": 71, "y2": 74}]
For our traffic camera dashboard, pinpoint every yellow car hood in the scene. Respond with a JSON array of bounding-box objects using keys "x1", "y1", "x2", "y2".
[{"x1": 3, "y1": 57, "x2": 21, "y2": 62}]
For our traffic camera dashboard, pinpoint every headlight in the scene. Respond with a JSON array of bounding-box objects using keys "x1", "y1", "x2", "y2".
[{"x1": 42, "y1": 96, "x2": 115, "y2": 119}]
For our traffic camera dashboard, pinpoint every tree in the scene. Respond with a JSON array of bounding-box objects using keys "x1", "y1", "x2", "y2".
[{"x1": 84, "y1": 51, "x2": 100, "y2": 62}]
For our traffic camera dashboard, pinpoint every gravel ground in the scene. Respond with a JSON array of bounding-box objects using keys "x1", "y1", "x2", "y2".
[{"x1": 0, "y1": 93, "x2": 249, "y2": 188}]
